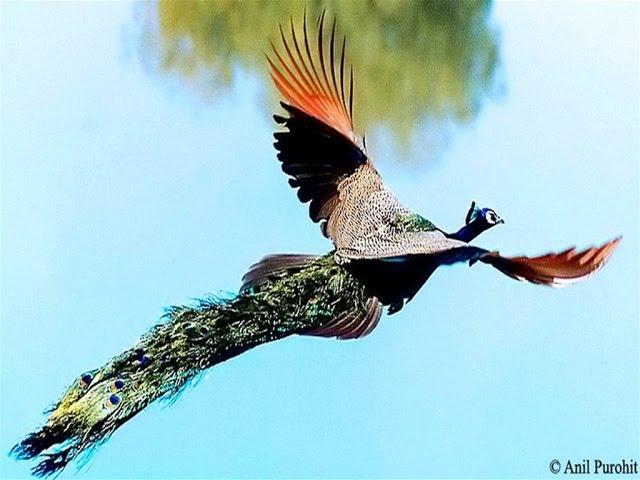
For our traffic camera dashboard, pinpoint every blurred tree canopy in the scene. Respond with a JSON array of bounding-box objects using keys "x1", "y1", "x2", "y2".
[{"x1": 138, "y1": 0, "x2": 501, "y2": 150}]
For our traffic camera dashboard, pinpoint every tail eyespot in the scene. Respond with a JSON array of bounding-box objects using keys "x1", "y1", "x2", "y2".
[
  {"x1": 103, "y1": 394, "x2": 121, "y2": 410},
  {"x1": 138, "y1": 355, "x2": 151, "y2": 367},
  {"x1": 110, "y1": 379, "x2": 125, "y2": 392},
  {"x1": 79, "y1": 373, "x2": 93, "y2": 388},
  {"x1": 135, "y1": 349, "x2": 151, "y2": 367}
]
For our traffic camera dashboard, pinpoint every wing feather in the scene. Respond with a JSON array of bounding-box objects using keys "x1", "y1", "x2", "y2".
[
  {"x1": 268, "y1": 12, "x2": 357, "y2": 143},
  {"x1": 304, "y1": 297, "x2": 383, "y2": 340},
  {"x1": 268, "y1": 15, "x2": 411, "y2": 259},
  {"x1": 240, "y1": 254, "x2": 320, "y2": 292},
  {"x1": 479, "y1": 237, "x2": 621, "y2": 287}
]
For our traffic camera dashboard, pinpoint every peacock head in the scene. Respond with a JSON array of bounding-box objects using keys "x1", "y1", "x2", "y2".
[{"x1": 465, "y1": 201, "x2": 504, "y2": 230}]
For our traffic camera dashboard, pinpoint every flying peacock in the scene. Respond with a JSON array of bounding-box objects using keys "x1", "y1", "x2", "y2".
[{"x1": 12, "y1": 14, "x2": 620, "y2": 476}]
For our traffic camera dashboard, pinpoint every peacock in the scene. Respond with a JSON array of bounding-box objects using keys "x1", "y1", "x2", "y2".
[{"x1": 12, "y1": 14, "x2": 620, "y2": 476}]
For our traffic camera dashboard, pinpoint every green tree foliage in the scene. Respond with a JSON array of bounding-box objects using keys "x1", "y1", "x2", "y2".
[{"x1": 139, "y1": 0, "x2": 501, "y2": 151}]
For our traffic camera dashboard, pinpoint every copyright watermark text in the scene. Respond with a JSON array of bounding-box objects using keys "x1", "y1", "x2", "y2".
[{"x1": 549, "y1": 459, "x2": 638, "y2": 475}]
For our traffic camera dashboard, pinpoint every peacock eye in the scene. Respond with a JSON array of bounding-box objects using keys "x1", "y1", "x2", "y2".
[
  {"x1": 79, "y1": 373, "x2": 93, "y2": 387},
  {"x1": 487, "y1": 211, "x2": 497, "y2": 223},
  {"x1": 103, "y1": 394, "x2": 121, "y2": 410},
  {"x1": 110, "y1": 378, "x2": 125, "y2": 392}
]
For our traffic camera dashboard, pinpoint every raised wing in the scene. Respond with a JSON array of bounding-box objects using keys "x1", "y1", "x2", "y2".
[
  {"x1": 269, "y1": 15, "x2": 387, "y2": 238},
  {"x1": 268, "y1": 12, "x2": 358, "y2": 143},
  {"x1": 268, "y1": 14, "x2": 454, "y2": 260},
  {"x1": 478, "y1": 237, "x2": 621, "y2": 286}
]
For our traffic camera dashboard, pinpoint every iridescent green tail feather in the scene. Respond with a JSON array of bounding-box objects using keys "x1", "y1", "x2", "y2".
[{"x1": 12, "y1": 254, "x2": 370, "y2": 476}]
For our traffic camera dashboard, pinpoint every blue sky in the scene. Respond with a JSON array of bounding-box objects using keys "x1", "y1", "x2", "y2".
[{"x1": 1, "y1": 1, "x2": 638, "y2": 478}]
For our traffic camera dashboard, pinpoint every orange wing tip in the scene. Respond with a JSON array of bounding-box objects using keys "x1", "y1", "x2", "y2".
[
  {"x1": 549, "y1": 236, "x2": 621, "y2": 287},
  {"x1": 268, "y1": 13, "x2": 357, "y2": 142},
  {"x1": 484, "y1": 236, "x2": 621, "y2": 287}
]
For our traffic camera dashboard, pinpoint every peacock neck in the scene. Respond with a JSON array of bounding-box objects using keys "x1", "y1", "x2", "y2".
[{"x1": 449, "y1": 221, "x2": 486, "y2": 243}]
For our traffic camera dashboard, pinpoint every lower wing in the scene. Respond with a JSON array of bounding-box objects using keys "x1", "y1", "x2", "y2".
[{"x1": 477, "y1": 237, "x2": 621, "y2": 287}]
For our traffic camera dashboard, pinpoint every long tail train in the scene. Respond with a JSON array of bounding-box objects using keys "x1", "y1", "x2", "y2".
[{"x1": 11, "y1": 254, "x2": 373, "y2": 476}]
